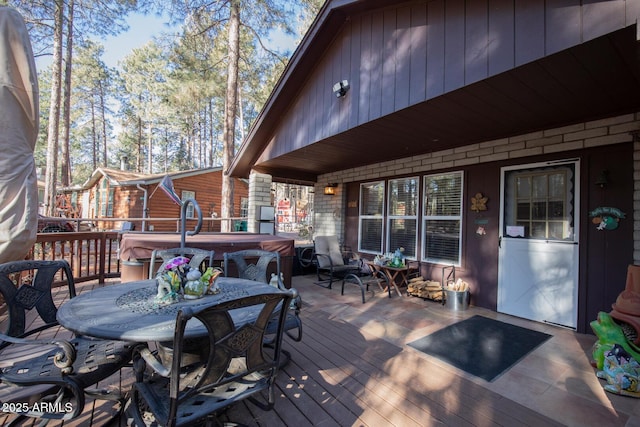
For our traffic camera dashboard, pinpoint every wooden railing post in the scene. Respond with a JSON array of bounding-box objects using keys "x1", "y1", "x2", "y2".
[{"x1": 98, "y1": 233, "x2": 106, "y2": 284}]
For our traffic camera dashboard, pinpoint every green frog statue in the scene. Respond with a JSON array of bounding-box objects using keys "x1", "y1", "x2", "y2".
[
  {"x1": 184, "y1": 267, "x2": 222, "y2": 299},
  {"x1": 591, "y1": 311, "x2": 640, "y2": 397}
]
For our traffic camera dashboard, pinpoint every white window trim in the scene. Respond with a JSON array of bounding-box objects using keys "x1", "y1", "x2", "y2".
[
  {"x1": 182, "y1": 190, "x2": 196, "y2": 218},
  {"x1": 386, "y1": 177, "x2": 419, "y2": 260},
  {"x1": 422, "y1": 171, "x2": 464, "y2": 266},
  {"x1": 358, "y1": 181, "x2": 385, "y2": 254}
]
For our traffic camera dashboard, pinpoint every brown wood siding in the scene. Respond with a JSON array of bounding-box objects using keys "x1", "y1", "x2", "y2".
[
  {"x1": 488, "y1": 0, "x2": 514, "y2": 75},
  {"x1": 255, "y1": 0, "x2": 636, "y2": 167},
  {"x1": 84, "y1": 172, "x2": 248, "y2": 233},
  {"x1": 342, "y1": 143, "x2": 634, "y2": 334},
  {"x1": 582, "y1": 142, "x2": 634, "y2": 333},
  {"x1": 147, "y1": 174, "x2": 248, "y2": 233}
]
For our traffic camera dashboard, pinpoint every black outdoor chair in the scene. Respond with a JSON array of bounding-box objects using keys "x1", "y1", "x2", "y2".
[
  {"x1": 223, "y1": 249, "x2": 303, "y2": 343},
  {"x1": 0, "y1": 259, "x2": 134, "y2": 424},
  {"x1": 148, "y1": 247, "x2": 215, "y2": 278},
  {"x1": 127, "y1": 287, "x2": 296, "y2": 427},
  {"x1": 342, "y1": 260, "x2": 392, "y2": 303},
  {"x1": 313, "y1": 235, "x2": 361, "y2": 288}
]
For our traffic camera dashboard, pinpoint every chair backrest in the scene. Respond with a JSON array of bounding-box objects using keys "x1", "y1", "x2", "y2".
[
  {"x1": 223, "y1": 249, "x2": 280, "y2": 286},
  {"x1": 149, "y1": 247, "x2": 215, "y2": 278},
  {"x1": 167, "y1": 287, "x2": 295, "y2": 423},
  {"x1": 314, "y1": 236, "x2": 346, "y2": 268},
  {"x1": 0, "y1": 260, "x2": 75, "y2": 340}
]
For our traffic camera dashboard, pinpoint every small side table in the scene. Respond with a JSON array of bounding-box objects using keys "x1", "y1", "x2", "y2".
[{"x1": 365, "y1": 261, "x2": 418, "y2": 297}]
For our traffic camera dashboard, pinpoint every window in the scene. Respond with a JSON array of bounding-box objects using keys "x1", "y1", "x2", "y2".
[
  {"x1": 423, "y1": 171, "x2": 463, "y2": 265},
  {"x1": 358, "y1": 181, "x2": 384, "y2": 254},
  {"x1": 240, "y1": 197, "x2": 249, "y2": 218},
  {"x1": 182, "y1": 190, "x2": 196, "y2": 218},
  {"x1": 503, "y1": 164, "x2": 574, "y2": 241},
  {"x1": 99, "y1": 180, "x2": 114, "y2": 217},
  {"x1": 387, "y1": 177, "x2": 418, "y2": 258}
]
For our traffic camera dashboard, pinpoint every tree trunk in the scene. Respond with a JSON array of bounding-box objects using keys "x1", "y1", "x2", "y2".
[
  {"x1": 91, "y1": 101, "x2": 97, "y2": 169},
  {"x1": 100, "y1": 83, "x2": 107, "y2": 165},
  {"x1": 59, "y1": 0, "x2": 74, "y2": 187},
  {"x1": 44, "y1": 0, "x2": 64, "y2": 216},
  {"x1": 137, "y1": 115, "x2": 142, "y2": 172},
  {"x1": 147, "y1": 121, "x2": 152, "y2": 174},
  {"x1": 221, "y1": 0, "x2": 240, "y2": 232}
]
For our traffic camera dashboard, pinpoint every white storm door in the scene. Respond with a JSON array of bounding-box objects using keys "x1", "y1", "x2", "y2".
[{"x1": 498, "y1": 160, "x2": 579, "y2": 329}]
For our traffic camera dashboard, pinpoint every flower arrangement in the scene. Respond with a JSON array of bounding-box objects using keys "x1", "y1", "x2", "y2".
[
  {"x1": 390, "y1": 247, "x2": 405, "y2": 268},
  {"x1": 155, "y1": 256, "x2": 222, "y2": 303}
]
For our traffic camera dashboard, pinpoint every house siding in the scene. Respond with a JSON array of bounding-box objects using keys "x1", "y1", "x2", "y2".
[
  {"x1": 313, "y1": 111, "x2": 639, "y2": 333},
  {"x1": 255, "y1": 0, "x2": 637, "y2": 166},
  {"x1": 82, "y1": 172, "x2": 248, "y2": 232}
]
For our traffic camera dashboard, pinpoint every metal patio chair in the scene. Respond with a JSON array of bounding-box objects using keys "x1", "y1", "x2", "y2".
[
  {"x1": 0, "y1": 260, "x2": 134, "y2": 424},
  {"x1": 223, "y1": 249, "x2": 303, "y2": 344},
  {"x1": 342, "y1": 260, "x2": 392, "y2": 303},
  {"x1": 149, "y1": 247, "x2": 215, "y2": 278},
  {"x1": 127, "y1": 287, "x2": 296, "y2": 427},
  {"x1": 313, "y1": 235, "x2": 361, "y2": 289}
]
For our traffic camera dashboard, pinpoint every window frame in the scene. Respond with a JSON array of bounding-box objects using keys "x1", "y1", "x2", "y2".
[
  {"x1": 181, "y1": 190, "x2": 196, "y2": 218},
  {"x1": 422, "y1": 171, "x2": 464, "y2": 266},
  {"x1": 358, "y1": 181, "x2": 385, "y2": 254},
  {"x1": 386, "y1": 177, "x2": 419, "y2": 259},
  {"x1": 99, "y1": 179, "x2": 114, "y2": 217}
]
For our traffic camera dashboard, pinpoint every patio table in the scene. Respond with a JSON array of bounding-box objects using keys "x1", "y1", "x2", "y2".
[
  {"x1": 365, "y1": 260, "x2": 418, "y2": 297},
  {"x1": 56, "y1": 277, "x2": 282, "y2": 342}
]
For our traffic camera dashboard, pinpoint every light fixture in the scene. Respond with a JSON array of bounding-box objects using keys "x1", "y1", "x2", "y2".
[
  {"x1": 332, "y1": 80, "x2": 350, "y2": 98},
  {"x1": 324, "y1": 183, "x2": 338, "y2": 195},
  {"x1": 595, "y1": 170, "x2": 609, "y2": 188}
]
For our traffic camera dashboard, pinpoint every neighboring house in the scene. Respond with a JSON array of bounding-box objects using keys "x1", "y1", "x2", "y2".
[
  {"x1": 229, "y1": 0, "x2": 640, "y2": 334},
  {"x1": 66, "y1": 167, "x2": 249, "y2": 232}
]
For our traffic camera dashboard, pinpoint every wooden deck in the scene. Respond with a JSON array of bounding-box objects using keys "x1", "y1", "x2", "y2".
[{"x1": 2, "y1": 274, "x2": 639, "y2": 426}]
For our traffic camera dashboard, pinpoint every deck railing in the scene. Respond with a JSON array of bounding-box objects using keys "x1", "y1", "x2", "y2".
[{"x1": 29, "y1": 232, "x2": 121, "y2": 284}]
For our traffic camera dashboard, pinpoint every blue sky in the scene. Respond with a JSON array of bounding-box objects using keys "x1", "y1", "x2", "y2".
[
  {"x1": 34, "y1": 12, "x2": 298, "y2": 71},
  {"x1": 100, "y1": 12, "x2": 298, "y2": 69},
  {"x1": 100, "y1": 13, "x2": 173, "y2": 68}
]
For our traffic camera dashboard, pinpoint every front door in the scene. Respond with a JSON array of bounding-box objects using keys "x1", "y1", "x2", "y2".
[{"x1": 498, "y1": 159, "x2": 580, "y2": 329}]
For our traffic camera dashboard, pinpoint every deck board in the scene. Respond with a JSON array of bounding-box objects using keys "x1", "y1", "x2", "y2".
[{"x1": 1, "y1": 274, "x2": 637, "y2": 426}]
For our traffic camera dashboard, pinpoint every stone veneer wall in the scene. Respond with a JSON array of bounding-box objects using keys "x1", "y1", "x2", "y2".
[
  {"x1": 247, "y1": 171, "x2": 272, "y2": 233},
  {"x1": 314, "y1": 112, "x2": 640, "y2": 263}
]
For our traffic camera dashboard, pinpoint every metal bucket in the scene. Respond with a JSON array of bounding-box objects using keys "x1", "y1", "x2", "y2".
[{"x1": 444, "y1": 289, "x2": 470, "y2": 311}]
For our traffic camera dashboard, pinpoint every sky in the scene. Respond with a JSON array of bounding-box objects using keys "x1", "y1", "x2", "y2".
[
  {"x1": 100, "y1": 13, "x2": 173, "y2": 68},
  {"x1": 98, "y1": 12, "x2": 298, "y2": 69},
  {"x1": 34, "y1": 11, "x2": 299, "y2": 71}
]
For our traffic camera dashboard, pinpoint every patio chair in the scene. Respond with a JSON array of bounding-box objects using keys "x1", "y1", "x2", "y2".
[
  {"x1": 313, "y1": 235, "x2": 361, "y2": 289},
  {"x1": 223, "y1": 249, "x2": 303, "y2": 343},
  {"x1": 149, "y1": 247, "x2": 215, "y2": 278},
  {"x1": 0, "y1": 259, "x2": 134, "y2": 424},
  {"x1": 127, "y1": 287, "x2": 296, "y2": 427},
  {"x1": 342, "y1": 261, "x2": 392, "y2": 303}
]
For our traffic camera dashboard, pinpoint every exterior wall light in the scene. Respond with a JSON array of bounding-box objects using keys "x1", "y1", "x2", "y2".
[
  {"x1": 332, "y1": 80, "x2": 349, "y2": 98},
  {"x1": 595, "y1": 170, "x2": 609, "y2": 188},
  {"x1": 324, "y1": 183, "x2": 338, "y2": 195}
]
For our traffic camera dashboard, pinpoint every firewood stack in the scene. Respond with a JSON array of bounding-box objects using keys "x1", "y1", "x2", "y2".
[
  {"x1": 445, "y1": 278, "x2": 470, "y2": 292},
  {"x1": 407, "y1": 276, "x2": 444, "y2": 301}
]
